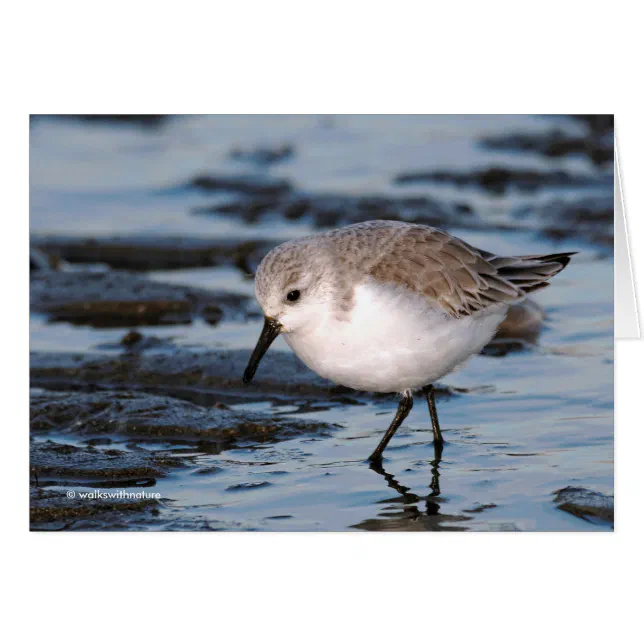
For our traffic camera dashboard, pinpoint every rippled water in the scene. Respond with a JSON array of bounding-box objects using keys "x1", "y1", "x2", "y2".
[{"x1": 30, "y1": 115, "x2": 613, "y2": 531}]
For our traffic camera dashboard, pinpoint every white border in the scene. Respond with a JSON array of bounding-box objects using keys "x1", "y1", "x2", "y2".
[{"x1": 5, "y1": 1, "x2": 643, "y2": 641}]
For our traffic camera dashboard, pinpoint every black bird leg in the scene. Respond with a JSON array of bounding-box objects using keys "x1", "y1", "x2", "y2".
[
  {"x1": 424, "y1": 384, "x2": 444, "y2": 445},
  {"x1": 368, "y1": 390, "x2": 413, "y2": 462}
]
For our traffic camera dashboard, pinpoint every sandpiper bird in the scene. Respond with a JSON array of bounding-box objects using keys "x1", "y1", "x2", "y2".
[{"x1": 243, "y1": 221, "x2": 575, "y2": 462}]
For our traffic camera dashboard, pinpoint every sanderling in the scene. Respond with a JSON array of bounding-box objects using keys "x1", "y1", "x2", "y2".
[{"x1": 243, "y1": 220, "x2": 575, "y2": 462}]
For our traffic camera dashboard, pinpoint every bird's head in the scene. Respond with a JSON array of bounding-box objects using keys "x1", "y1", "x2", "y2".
[{"x1": 242, "y1": 238, "x2": 334, "y2": 384}]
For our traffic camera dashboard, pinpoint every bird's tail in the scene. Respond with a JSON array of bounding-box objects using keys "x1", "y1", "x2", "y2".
[{"x1": 483, "y1": 251, "x2": 577, "y2": 294}]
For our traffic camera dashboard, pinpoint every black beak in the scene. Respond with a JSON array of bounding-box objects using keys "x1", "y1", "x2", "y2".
[{"x1": 243, "y1": 317, "x2": 282, "y2": 384}]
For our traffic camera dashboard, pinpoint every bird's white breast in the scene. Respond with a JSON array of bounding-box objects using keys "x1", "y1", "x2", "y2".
[{"x1": 284, "y1": 279, "x2": 507, "y2": 393}]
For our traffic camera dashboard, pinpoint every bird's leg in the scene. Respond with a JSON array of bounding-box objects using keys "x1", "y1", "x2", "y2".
[
  {"x1": 368, "y1": 391, "x2": 413, "y2": 462},
  {"x1": 424, "y1": 384, "x2": 444, "y2": 445}
]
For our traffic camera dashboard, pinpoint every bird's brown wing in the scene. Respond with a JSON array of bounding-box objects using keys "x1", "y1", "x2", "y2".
[
  {"x1": 328, "y1": 221, "x2": 575, "y2": 318},
  {"x1": 365, "y1": 225, "x2": 522, "y2": 317}
]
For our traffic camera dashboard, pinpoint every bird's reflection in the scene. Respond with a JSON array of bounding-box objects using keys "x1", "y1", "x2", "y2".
[{"x1": 356, "y1": 443, "x2": 450, "y2": 530}]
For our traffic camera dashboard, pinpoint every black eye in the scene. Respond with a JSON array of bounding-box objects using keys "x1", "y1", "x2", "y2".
[{"x1": 287, "y1": 290, "x2": 301, "y2": 302}]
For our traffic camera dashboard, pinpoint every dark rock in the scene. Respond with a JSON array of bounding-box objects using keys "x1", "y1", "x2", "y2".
[
  {"x1": 30, "y1": 270, "x2": 251, "y2": 327},
  {"x1": 230, "y1": 144, "x2": 295, "y2": 166},
  {"x1": 30, "y1": 389, "x2": 338, "y2": 444},
  {"x1": 553, "y1": 486, "x2": 614, "y2": 525},
  {"x1": 31, "y1": 234, "x2": 279, "y2": 272},
  {"x1": 394, "y1": 166, "x2": 610, "y2": 195}
]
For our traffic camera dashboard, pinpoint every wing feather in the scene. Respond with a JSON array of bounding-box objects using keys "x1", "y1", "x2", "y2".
[{"x1": 351, "y1": 222, "x2": 574, "y2": 318}]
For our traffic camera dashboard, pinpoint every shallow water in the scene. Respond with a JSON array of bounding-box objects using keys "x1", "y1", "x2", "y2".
[{"x1": 30, "y1": 115, "x2": 613, "y2": 531}]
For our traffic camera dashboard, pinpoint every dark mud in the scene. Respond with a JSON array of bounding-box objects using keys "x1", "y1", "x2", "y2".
[
  {"x1": 30, "y1": 270, "x2": 251, "y2": 327},
  {"x1": 30, "y1": 486, "x2": 250, "y2": 531},
  {"x1": 553, "y1": 486, "x2": 614, "y2": 526},
  {"x1": 42, "y1": 114, "x2": 169, "y2": 127},
  {"x1": 30, "y1": 386, "x2": 339, "y2": 531},
  {"x1": 191, "y1": 181, "x2": 612, "y2": 249},
  {"x1": 567, "y1": 114, "x2": 614, "y2": 135},
  {"x1": 393, "y1": 166, "x2": 610, "y2": 195},
  {"x1": 192, "y1": 192, "x2": 615, "y2": 256},
  {"x1": 190, "y1": 174, "x2": 293, "y2": 197},
  {"x1": 31, "y1": 234, "x2": 278, "y2": 273},
  {"x1": 192, "y1": 189, "x2": 467, "y2": 230},
  {"x1": 534, "y1": 196, "x2": 614, "y2": 248},
  {"x1": 480, "y1": 128, "x2": 614, "y2": 166},
  {"x1": 230, "y1": 144, "x2": 295, "y2": 166},
  {"x1": 95, "y1": 329, "x2": 181, "y2": 353},
  {"x1": 30, "y1": 439, "x2": 174, "y2": 486},
  {"x1": 30, "y1": 487, "x2": 162, "y2": 530},
  {"x1": 29, "y1": 385, "x2": 339, "y2": 531},
  {"x1": 188, "y1": 166, "x2": 613, "y2": 251},
  {"x1": 31, "y1": 389, "x2": 338, "y2": 444}
]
